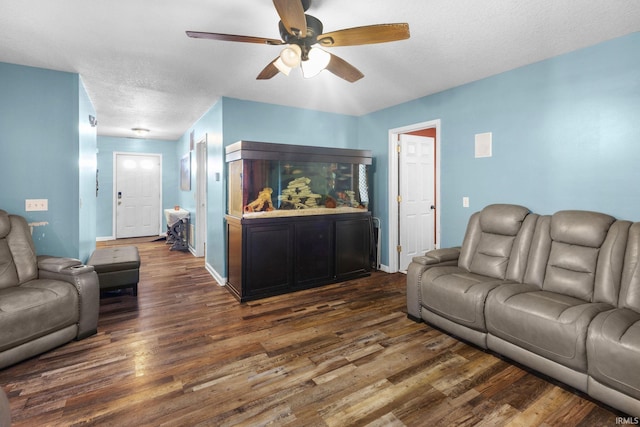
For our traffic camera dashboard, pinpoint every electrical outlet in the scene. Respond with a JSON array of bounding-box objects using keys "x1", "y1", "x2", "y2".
[
  {"x1": 25, "y1": 199, "x2": 48, "y2": 211},
  {"x1": 463, "y1": 197, "x2": 470, "y2": 208}
]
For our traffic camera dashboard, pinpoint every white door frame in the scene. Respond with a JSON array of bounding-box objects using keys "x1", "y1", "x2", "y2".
[
  {"x1": 387, "y1": 119, "x2": 441, "y2": 273},
  {"x1": 194, "y1": 135, "x2": 208, "y2": 257},
  {"x1": 113, "y1": 152, "x2": 163, "y2": 239}
]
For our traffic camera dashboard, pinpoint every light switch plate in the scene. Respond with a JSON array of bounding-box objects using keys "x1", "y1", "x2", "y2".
[{"x1": 25, "y1": 199, "x2": 48, "y2": 211}]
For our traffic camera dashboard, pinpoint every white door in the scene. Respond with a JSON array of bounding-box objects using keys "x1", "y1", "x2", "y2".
[
  {"x1": 115, "y1": 153, "x2": 161, "y2": 238},
  {"x1": 194, "y1": 137, "x2": 208, "y2": 257},
  {"x1": 399, "y1": 134, "x2": 435, "y2": 271}
]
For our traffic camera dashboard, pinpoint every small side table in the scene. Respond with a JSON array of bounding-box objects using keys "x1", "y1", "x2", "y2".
[{"x1": 164, "y1": 208, "x2": 189, "y2": 251}]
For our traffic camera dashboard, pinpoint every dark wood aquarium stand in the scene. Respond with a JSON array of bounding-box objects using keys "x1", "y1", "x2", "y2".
[{"x1": 225, "y1": 211, "x2": 372, "y2": 302}]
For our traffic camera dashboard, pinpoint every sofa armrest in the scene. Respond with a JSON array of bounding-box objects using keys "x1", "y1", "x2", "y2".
[
  {"x1": 37, "y1": 256, "x2": 99, "y2": 340},
  {"x1": 413, "y1": 247, "x2": 461, "y2": 265},
  {"x1": 406, "y1": 247, "x2": 460, "y2": 321},
  {"x1": 37, "y1": 255, "x2": 95, "y2": 275}
]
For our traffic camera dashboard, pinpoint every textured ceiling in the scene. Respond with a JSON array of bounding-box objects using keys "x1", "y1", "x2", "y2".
[{"x1": 1, "y1": 0, "x2": 639, "y2": 140}]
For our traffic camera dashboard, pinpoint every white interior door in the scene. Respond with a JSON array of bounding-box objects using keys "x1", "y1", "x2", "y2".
[
  {"x1": 194, "y1": 137, "x2": 208, "y2": 257},
  {"x1": 399, "y1": 134, "x2": 435, "y2": 271},
  {"x1": 115, "y1": 153, "x2": 161, "y2": 238}
]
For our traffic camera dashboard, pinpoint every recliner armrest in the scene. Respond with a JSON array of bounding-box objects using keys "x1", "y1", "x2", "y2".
[
  {"x1": 37, "y1": 255, "x2": 95, "y2": 275},
  {"x1": 407, "y1": 247, "x2": 461, "y2": 320},
  {"x1": 412, "y1": 247, "x2": 461, "y2": 265},
  {"x1": 37, "y1": 255, "x2": 99, "y2": 340}
]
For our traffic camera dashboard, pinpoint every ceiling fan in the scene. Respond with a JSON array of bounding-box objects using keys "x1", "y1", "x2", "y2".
[{"x1": 186, "y1": 0, "x2": 410, "y2": 82}]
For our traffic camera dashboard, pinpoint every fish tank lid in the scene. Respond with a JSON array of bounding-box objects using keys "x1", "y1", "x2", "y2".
[{"x1": 225, "y1": 141, "x2": 372, "y2": 165}]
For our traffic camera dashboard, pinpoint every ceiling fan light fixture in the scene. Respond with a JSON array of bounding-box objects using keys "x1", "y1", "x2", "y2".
[
  {"x1": 274, "y1": 57, "x2": 293, "y2": 76},
  {"x1": 279, "y1": 44, "x2": 302, "y2": 68},
  {"x1": 301, "y1": 47, "x2": 331, "y2": 79}
]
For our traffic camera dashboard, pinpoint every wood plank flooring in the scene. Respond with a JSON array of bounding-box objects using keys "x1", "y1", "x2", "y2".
[{"x1": 0, "y1": 240, "x2": 627, "y2": 426}]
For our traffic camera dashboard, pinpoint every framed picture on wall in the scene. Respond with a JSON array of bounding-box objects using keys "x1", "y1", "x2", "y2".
[{"x1": 180, "y1": 153, "x2": 191, "y2": 191}]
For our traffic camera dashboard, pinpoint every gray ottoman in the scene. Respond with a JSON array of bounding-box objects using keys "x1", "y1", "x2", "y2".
[{"x1": 88, "y1": 246, "x2": 140, "y2": 296}]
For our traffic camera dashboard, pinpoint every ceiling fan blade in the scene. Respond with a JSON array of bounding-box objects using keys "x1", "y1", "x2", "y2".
[
  {"x1": 186, "y1": 31, "x2": 284, "y2": 45},
  {"x1": 317, "y1": 23, "x2": 410, "y2": 47},
  {"x1": 272, "y1": 0, "x2": 307, "y2": 37},
  {"x1": 325, "y1": 53, "x2": 364, "y2": 83},
  {"x1": 257, "y1": 58, "x2": 281, "y2": 80}
]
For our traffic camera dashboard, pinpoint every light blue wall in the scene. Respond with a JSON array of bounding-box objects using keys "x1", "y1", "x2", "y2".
[
  {"x1": 220, "y1": 98, "x2": 358, "y2": 148},
  {"x1": 78, "y1": 77, "x2": 98, "y2": 261},
  {"x1": 95, "y1": 136, "x2": 181, "y2": 238},
  {"x1": 0, "y1": 62, "x2": 95, "y2": 260},
  {"x1": 176, "y1": 100, "x2": 224, "y2": 274},
  {"x1": 359, "y1": 32, "x2": 640, "y2": 264}
]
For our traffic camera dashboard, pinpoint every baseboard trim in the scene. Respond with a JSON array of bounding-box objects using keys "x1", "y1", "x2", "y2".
[
  {"x1": 378, "y1": 264, "x2": 392, "y2": 273},
  {"x1": 205, "y1": 262, "x2": 226, "y2": 286}
]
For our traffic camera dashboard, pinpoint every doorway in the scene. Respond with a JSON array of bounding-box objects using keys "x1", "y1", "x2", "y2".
[
  {"x1": 194, "y1": 135, "x2": 208, "y2": 257},
  {"x1": 388, "y1": 120, "x2": 441, "y2": 273},
  {"x1": 114, "y1": 153, "x2": 162, "y2": 238}
]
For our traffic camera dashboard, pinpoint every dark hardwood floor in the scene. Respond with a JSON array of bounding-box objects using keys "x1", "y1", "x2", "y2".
[{"x1": 0, "y1": 240, "x2": 626, "y2": 426}]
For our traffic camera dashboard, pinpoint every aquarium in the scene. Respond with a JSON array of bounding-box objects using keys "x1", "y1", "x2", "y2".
[{"x1": 226, "y1": 141, "x2": 373, "y2": 219}]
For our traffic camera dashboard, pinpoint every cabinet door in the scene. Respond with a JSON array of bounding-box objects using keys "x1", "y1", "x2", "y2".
[
  {"x1": 294, "y1": 220, "x2": 333, "y2": 288},
  {"x1": 335, "y1": 217, "x2": 371, "y2": 279},
  {"x1": 245, "y1": 223, "x2": 292, "y2": 297}
]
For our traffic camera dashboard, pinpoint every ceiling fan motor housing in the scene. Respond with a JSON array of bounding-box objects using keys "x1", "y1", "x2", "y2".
[{"x1": 279, "y1": 14, "x2": 323, "y2": 60}]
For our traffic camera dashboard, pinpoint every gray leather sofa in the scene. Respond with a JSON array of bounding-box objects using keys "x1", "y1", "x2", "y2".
[
  {"x1": 0, "y1": 210, "x2": 99, "y2": 370},
  {"x1": 407, "y1": 204, "x2": 640, "y2": 417}
]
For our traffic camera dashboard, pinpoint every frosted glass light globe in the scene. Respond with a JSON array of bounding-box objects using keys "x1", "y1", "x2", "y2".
[{"x1": 280, "y1": 44, "x2": 302, "y2": 68}]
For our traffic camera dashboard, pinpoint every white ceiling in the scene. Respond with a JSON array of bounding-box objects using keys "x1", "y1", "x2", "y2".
[{"x1": 1, "y1": 1, "x2": 639, "y2": 140}]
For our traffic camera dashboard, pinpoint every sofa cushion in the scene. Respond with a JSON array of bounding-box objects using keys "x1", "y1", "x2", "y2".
[
  {"x1": 550, "y1": 210, "x2": 615, "y2": 248},
  {"x1": 421, "y1": 266, "x2": 510, "y2": 332},
  {"x1": 486, "y1": 283, "x2": 612, "y2": 371},
  {"x1": 0, "y1": 240, "x2": 18, "y2": 289},
  {"x1": 459, "y1": 204, "x2": 532, "y2": 280},
  {"x1": 0, "y1": 210, "x2": 18, "y2": 289},
  {"x1": 6, "y1": 215, "x2": 38, "y2": 285},
  {"x1": 619, "y1": 223, "x2": 640, "y2": 311},
  {"x1": 525, "y1": 215, "x2": 630, "y2": 306},
  {"x1": 587, "y1": 308, "x2": 640, "y2": 400},
  {"x1": 543, "y1": 242, "x2": 599, "y2": 300},
  {"x1": 469, "y1": 232, "x2": 518, "y2": 279},
  {"x1": 0, "y1": 210, "x2": 9, "y2": 239},
  {"x1": 543, "y1": 211, "x2": 617, "y2": 300},
  {"x1": 0, "y1": 279, "x2": 79, "y2": 352}
]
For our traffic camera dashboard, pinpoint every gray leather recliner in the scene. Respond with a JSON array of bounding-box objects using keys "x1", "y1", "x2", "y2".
[
  {"x1": 407, "y1": 204, "x2": 538, "y2": 348},
  {"x1": 407, "y1": 205, "x2": 640, "y2": 417},
  {"x1": 587, "y1": 222, "x2": 640, "y2": 416},
  {"x1": 0, "y1": 209, "x2": 99, "y2": 370},
  {"x1": 486, "y1": 211, "x2": 631, "y2": 392}
]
